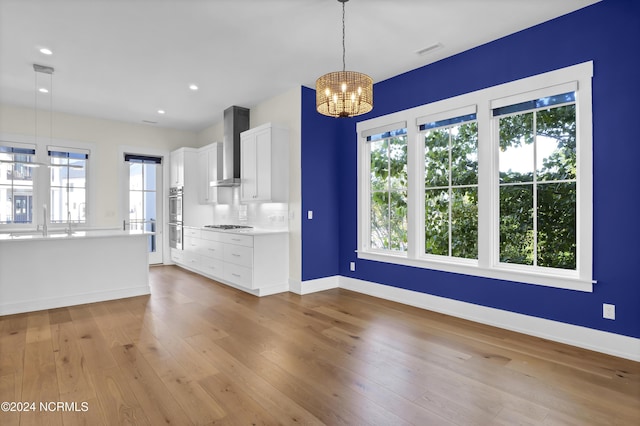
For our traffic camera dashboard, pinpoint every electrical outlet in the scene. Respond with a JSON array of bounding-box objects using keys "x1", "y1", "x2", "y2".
[
  {"x1": 349, "y1": 262, "x2": 356, "y2": 271},
  {"x1": 603, "y1": 303, "x2": 615, "y2": 320}
]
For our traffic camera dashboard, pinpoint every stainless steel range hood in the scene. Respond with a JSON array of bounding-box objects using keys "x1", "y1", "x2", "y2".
[{"x1": 211, "y1": 106, "x2": 250, "y2": 187}]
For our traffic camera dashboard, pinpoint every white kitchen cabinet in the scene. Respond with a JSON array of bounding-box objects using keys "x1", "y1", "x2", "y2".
[
  {"x1": 173, "y1": 228, "x2": 289, "y2": 296},
  {"x1": 240, "y1": 123, "x2": 289, "y2": 202},
  {"x1": 197, "y1": 142, "x2": 223, "y2": 204},
  {"x1": 171, "y1": 148, "x2": 208, "y2": 227},
  {"x1": 170, "y1": 149, "x2": 185, "y2": 187}
]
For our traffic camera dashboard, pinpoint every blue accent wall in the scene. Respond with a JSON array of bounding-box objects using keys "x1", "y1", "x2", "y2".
[
  {"x1": 301, "y1": 87, "x2": 341, "y2": 280},
  {"x1": 301, "y1": 0, "x2": 640, "y2": 339}
]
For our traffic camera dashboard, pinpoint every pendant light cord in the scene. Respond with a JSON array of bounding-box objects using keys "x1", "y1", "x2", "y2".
[{"x1": 342, "y1": 0, "x2": 346, "y2": 72}]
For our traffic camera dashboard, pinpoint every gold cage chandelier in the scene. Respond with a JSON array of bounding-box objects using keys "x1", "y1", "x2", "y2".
[{"x1": 316, "y1": 0, "x2": 373, "y2": 118}]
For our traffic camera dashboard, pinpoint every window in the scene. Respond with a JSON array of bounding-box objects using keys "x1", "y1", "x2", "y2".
[
  {"x1": 365, "y1": 125, "x2": 408, "y2": 253},
  {"x1": 495, "y1": 92, "x2": 577, "y2": 270},
  {"x1": 0, "y1": 144, "x2": 36, "y2": 224},
  {"x1": 420, "y1": 110, "x2": 478, "y2": 259},
  {"x1": 49, "y1": 148, "x2": 89, "y2": 224},
  {"x1": 357, "y1": 62, "x2": 593, "y2": 291}
]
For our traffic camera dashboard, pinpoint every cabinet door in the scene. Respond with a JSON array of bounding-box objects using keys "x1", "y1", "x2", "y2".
[
  {"x1": 197, "y1": 152, "x2": 210, "y2": 203},
  {"x1": 240, "y1": 133, "x2": 257, "y2": 201},
  {"x1": 197, "y1": 144, "x2": 222, "y2": 204},
  {"x1": 254, "y1": 129, "x2": 272, "y2": 201},
  {"x1": 170, "y1": 150, "x2": 184, "y2": 187},
  {"x1": 241, "y1": 128, "x2": 271, "y2": 202}
]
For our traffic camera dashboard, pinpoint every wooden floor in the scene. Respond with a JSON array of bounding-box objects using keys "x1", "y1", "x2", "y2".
[{"x1": 0, "y1": 266, "x2": 638, "y2": 425}]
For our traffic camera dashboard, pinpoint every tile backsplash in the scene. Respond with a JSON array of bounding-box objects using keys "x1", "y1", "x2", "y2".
[{"x1": 210, "y1": 189, "x2": 288, "y2": 229}]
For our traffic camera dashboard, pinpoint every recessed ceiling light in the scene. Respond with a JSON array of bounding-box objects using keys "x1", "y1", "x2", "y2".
[
  {"x1": 38, "y1": 88, "x2": 49, "y2": 93},
  {"x1": 39, "y1": 48, "x2": 53, "y2": 55},
  {"x1": 157, "y1": 109, "x2": 166, "y2": 114},
  {"x1": 189, "y1": 84, "x2": 198, "y2": 91}
]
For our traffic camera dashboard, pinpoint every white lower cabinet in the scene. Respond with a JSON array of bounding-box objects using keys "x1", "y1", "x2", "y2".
[{"x1": 174, "y1": 227, "x2": 288, "y2": 295}]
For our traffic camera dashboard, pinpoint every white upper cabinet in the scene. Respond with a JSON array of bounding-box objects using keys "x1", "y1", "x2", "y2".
[
  {"x1": 169, "y1": 149, "x2": 185, "y2": 187},
  {"x1": 240, "y1": 123, "x2": 289, "y2": 202},
  {"x1": 197, "y1": 142, "x2": 223, "y2": 204}
]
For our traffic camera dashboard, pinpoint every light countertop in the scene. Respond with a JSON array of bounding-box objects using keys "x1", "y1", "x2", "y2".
[
  {"x1": 184, "y1": 225, "x2": 288, "y2": 236},
  {"x1": 0, "y1": 229, "x2": 152, "y2": 242}
]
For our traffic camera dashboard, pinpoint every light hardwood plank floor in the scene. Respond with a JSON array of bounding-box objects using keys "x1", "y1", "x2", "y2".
[{"x1": 0, "y1": 265, "x2": 638, "y2": 425}]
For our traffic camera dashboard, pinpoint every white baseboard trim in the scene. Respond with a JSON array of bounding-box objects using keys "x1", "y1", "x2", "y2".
[
  {"x1": 0, "y1": 285, "x2": 151, "y2": 316},
  {"x1": 290, "y1": 276, "x2": 340, "y2": 295},
  {"x1": 337, "y1": 276, "x2": 640, "y2": 362},
  {"x1": 256, "y1": 283, "x2": 290, "y2": 297}
]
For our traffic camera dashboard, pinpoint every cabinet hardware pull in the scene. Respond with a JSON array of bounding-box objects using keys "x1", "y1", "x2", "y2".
[
  {"x1": 232, "y1": 273, "x2": 240, "y2": 277},
  {"x1": 232, "y1": 253, "x2": 240, "y2": 257}
]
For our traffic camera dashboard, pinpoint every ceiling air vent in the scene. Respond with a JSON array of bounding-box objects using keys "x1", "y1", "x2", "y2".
[{"x1": 415, "y1": 42, "x2": 443, "y2": 56}]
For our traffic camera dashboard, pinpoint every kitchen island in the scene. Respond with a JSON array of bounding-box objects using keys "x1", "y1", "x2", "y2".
[{"x1": 0, "y1": 229, "x2": 150, "y2": 315}]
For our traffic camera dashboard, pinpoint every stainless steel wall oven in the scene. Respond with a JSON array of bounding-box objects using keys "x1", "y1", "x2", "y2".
[{"x1": 168, "y1": 187, "x2": 183, "y2": 249}]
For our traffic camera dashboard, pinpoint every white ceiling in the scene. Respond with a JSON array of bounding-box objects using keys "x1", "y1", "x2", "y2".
[{"x1": 0, "y1": 0, "x2": 600, "y2": 132}]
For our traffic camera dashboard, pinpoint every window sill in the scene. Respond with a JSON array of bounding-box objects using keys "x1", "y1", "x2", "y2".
[{"x1": 357, "y1": 251, "x2": 593, "y2": 292}]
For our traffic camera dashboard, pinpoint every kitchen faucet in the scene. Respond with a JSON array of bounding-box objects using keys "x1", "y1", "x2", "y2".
[
  {"x1": 42, "y1": 204, "x2": 48, "y2": 236},
  {"x1": 66, "y1": 211, "x2": 73, "y2": 235}
]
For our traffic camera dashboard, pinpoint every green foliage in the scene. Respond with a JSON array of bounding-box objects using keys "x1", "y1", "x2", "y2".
[
  {"x1": 370, "y1": 137, "x2": 407, "y2": 251},
  {"x1": 367, "y1": 102, "x2": 576, "y2": 270},
  {"x1": 424, "y1": 122, "x2": 478, "y2": 259},
  {"x1": 499, "y1": 104, "x2": 576, "y2": 269}
]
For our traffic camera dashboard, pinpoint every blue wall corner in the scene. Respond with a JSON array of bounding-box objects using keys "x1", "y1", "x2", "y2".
[{"x1": 302, "y1": 0, "x2": 640, "y2": 339}]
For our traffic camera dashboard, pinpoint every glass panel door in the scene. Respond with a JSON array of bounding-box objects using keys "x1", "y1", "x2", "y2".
[{"x1": 127, "y1": 156, "x2": 162, "y2": 264}]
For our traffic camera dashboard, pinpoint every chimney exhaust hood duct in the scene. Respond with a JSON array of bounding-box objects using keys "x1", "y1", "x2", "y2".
[{"x1": 212, "y1": 106, "x2": 250, "y2": 187}]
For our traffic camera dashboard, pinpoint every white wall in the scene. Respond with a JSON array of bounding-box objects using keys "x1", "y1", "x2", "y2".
[
  {"x1": 0, "y1": 104, "x2": 197, "y2": 228},
  {"x1": 195, "y1": 86, "x2": 303, "y2": 284},
  {"x1": 2, "y1": 85, "x2": 302, "y2": 282}
]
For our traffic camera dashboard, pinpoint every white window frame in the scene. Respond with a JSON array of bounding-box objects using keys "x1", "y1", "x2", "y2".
[
  {"x1": 0, "y1": 141, "x2": 38, "y2": 228},
  {"x1": 0, "y1": 133, "x2": 95, "y2": 231},
  {"x1": 357, "y1": 61, "x2": 593, "y2": 292},
  {"x1": 362, "y1": 121, "x2": 409, "y2": 255},
  {"x1": 48, "y1": 145, "x2": 90, "y2": 224}
]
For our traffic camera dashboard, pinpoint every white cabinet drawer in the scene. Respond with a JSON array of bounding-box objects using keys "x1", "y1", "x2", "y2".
[
  {"x1": 201, "y1": 230, "x2": 223, "y2": 242},
  {"x1": 183, "y1": 251, "x2": 201, "y2": 269},
  {"x1": 201, "y1": 240, "x2": 224, "y2": 260},
  {"x1": 170, "y1": 248, "x2": 184, "y2": 264},
  {"x1": 200, "y1": 258, "x2": 224, "y2": 277},
  {"x1": 221, "y1": 233, "x2": 253, "y2": 247},
  {"x1": 184, "y1": 236, "x2": 201, "y2": 252},
  {"x1": 223, "y1": 244, "x2": 253, "y2": 267},
  {"x1": 224, "y1": 263, "x2": 253, "y2": 288},
  {"x1": 184, "y1": 228, "x2": 201, "y2": 238}
]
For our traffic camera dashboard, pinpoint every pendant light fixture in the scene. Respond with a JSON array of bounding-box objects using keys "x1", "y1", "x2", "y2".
[
  {"x1": 316, "y1": 0, "x2": 373, "y2": 118},
  {"x1": 0, "y1": 64, "x2": 55, "y2": 169},
  {"x1": 34, "y1": 63, "x2": 54, "y2": 147}
]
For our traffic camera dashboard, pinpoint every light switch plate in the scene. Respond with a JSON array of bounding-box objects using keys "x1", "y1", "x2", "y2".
[{"x1": 307, "y1": 210, "x2": 313, "y2": 220}]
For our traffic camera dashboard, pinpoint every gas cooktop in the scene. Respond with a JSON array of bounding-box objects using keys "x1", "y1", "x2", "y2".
[{"x1": 203, "y1": 224, "x2": 253, "y2": 230}]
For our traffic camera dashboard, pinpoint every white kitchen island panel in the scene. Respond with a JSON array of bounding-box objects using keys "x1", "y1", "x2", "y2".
[{"x1": 0, "y1": 231, "x2": 150, "y2": 315}]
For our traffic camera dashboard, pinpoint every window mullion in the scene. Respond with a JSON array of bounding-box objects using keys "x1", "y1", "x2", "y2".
[
  {"x1": 448, "y1": 129, "x2": 453, "y2": 257},
  {"x1": 477, "y1": 102, "x2": 494, "y2": 269},
  {"x1": 406, "y1": 125, "x2": 419, "y2": 259},
  {"x1": 532, "y1": 113, "x2": 538, "y2": 267},
  {"x1": 387, "y1": 147, "x2": 392, "y2": 250}
]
